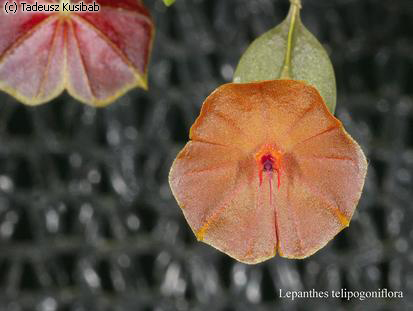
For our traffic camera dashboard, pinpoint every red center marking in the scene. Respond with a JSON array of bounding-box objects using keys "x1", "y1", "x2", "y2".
[
  {"x1": 259, "y1": 153, "x2": 281, "y2": 190},
  {"x1": 261, "y1": 154, "x2": 274, "y2": 172},
  {"x1": 255, "y1": 146, "x2": 282, "y2": 204},
  {"x1": 255, "y1": 145, "x2": 283, "y2": 208}
]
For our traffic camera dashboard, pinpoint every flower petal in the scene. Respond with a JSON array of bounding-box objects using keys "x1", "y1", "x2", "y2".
[
  {"x1": 66, "y1": 16, "x2": 138, "y2": 105},
  {"x1": 0, "y1": 16, "x2": 65, "y2": 104},
  {"x1": 190, "y1": 83, "x2": 267, "y2": 151},
  {"x1": 170, "y1": 140, "x2": 278, "y2": 264},
  {"x1": 259, "y1": 80, "x2": 340, "y2": 151},
  {"x1": 170, "y1": 141, "x2": 240, "y2": 232},
  {"x1": 274, "y1": 165, "x2": 347, "y2": 258},
  {"x1": 0, "y1": 0, "x2": 154, "y2": 106},
  {"x1": 276, "y1": 135, "x2": 367, "y2": 258},
  {"x1": 170, "y1": 79, "x2": 368, "y2": 262},
  {"x1": 290, "y1": 127, "x2": 367, "y2": 222},
  {"x1": 201, "y1": 176, "x2": 277, "y2": 264}
]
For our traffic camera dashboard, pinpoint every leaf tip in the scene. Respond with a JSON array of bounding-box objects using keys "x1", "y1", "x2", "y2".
[{"x1": 163, "y1": 0, "x2": 176, "y2": 7}]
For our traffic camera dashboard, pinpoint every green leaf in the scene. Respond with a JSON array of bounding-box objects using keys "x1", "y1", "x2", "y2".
[
  {"x1": 233, "y1": 5, "x2": 337, "y2": 113},
  {"x1": 163, "y1": 0, "x2": 176, "y2": 6}
]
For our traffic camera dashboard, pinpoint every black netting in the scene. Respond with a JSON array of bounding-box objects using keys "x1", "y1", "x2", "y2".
[{"x1": 0, "y1": 0, "x2": 412, "y2": 310}]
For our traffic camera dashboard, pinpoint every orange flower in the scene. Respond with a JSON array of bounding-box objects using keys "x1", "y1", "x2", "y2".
[{"x1": 169, "y1": 80, "x2": 367, "y2": 264}]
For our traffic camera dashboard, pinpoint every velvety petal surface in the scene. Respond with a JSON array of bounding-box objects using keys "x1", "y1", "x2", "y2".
[
  {"x1": 169, "y1": 79, "x2": 367, "y2": 263},
  {"x1": 0, "y1": 0, "x2": 154, "y2": 106}
]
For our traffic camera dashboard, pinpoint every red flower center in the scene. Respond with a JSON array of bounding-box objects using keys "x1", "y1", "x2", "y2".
[
  {"x1": 255, "y1": 145, "x2": 282, "y2": 201},
  {"x1": 261, "y1": 154, "x2": 275, "y2": 172}
]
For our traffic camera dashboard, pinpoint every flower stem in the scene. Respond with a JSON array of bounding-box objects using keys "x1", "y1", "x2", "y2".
[{"x1": 280, "y1": 0, "x2": 302, "y2": 79}]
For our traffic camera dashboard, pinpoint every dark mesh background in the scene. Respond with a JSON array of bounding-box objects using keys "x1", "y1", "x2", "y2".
[{"x1": 0, "y1": 0, "x2": 412, "y2": 310}]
